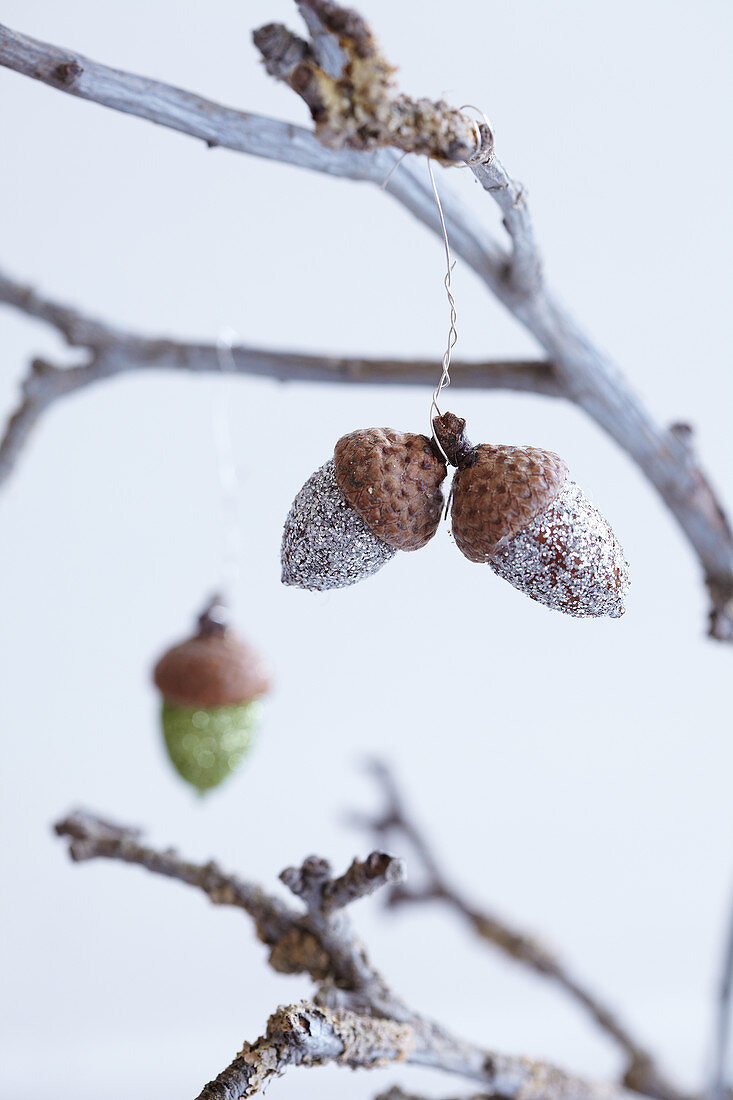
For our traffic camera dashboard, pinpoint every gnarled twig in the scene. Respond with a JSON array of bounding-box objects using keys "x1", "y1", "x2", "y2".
[{"x1": 54, "y1": 809, "x2": 639, "y2": 1100}]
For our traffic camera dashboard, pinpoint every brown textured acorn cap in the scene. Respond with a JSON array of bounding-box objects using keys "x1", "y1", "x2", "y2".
[
  {"x1": 333, "y1": 427, "x2": 447, "y2": 551},
  {"x1": 433, "y1": 412, "x2": 569, "y2": 563},
  {"x1": 153, "y1": 597, "x2": 272, "y2": 707}
]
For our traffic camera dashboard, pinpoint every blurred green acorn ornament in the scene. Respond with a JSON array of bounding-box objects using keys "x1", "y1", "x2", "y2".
[{"x1": 153, "y1": 596, "x2": 271, "y2": 794}]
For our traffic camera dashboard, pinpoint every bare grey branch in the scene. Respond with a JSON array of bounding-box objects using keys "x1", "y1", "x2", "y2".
[
  {"x1": 53, "y1": 810, "x2": 639, "y2": 1100},
  {"x1": 357, "y1": 761, "x2": 691, "y2": 1100},
  {"x1": 54, "y1": 810, "x2": 297, "y2": 947},
  {"x1": 192, "y1": 998, "x2": 640, "y2": 1100},
  {"x1": 0, "y1": 267, "x2": 558, "y2": 489},
  {"x1": 0, "y1": 12, "x2": 731, "y2": 636},
  {"x1": 53, "y1": 809, "x2": 405, "y2": 1002}
]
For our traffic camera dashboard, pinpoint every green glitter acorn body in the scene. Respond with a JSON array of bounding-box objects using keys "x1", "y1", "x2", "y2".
[
  {"x1": 161, "y1": 699, "x2": 261, "y2": 794},
  {"x1": 153, "y1": 597, "x2": 271, "y2": 794}
]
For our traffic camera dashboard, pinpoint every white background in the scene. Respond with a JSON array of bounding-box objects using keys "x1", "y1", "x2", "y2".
[{"x1": 1, "y1": 2, "x2": 732, "y2": 1097}]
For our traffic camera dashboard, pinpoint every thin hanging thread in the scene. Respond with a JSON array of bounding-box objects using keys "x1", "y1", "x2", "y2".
[
  {"x1": 710, "y1": 894, "x2": 733, "y2": 1100},
  {"x1": 212, "y1": 330, "x2": 242, "y2": 604},
  {"x1": 427, "y1": 157, "x2": 458, "y2": 463}
]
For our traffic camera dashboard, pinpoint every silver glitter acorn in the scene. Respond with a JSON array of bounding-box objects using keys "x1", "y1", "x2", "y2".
[
  {"x1": 433, "y1": 411, "x2": 630, "y2": 618},
  {"x1": 282, "y1": 428, "x2": 447, "y2": 591},
  {"x1": 281, "y1": 460, "x2": 396, "y2": 590},
  {"x1": 489, "y1": 480, "x2": 629, "y2": 617}
]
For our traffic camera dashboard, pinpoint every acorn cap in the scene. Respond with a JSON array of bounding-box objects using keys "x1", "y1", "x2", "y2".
[
  {"x1": 334, "y1": 427, "x2": 447, "y2": 551},
  {"x1": 432, "y1": 413, "x2": 569, "y2": 563},
  {"x1": 451, "y1": 444, "x2": 569, "y2": 562},
  {"x1": 153, "y1": 599, "x2": 271, "y2": 707}
]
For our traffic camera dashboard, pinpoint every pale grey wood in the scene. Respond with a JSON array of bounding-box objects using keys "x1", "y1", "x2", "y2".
[
  {"x1": 55, "y1": 810, "x2": 642, "y2": 1100},
  {"x1": 0, "y1": 18, "x2": 730, "y2": 641}
]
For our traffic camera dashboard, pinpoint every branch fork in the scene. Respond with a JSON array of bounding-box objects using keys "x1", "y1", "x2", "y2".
[
  {"x1": 0, "y1": 2, "x2": 730, "y2": 636},
  {"x1": 55, "y1": 808, "x2": 642, "y2": 1100},
  {"x1": 254, "y1": 1, "x2": 492, "y2": 164}
]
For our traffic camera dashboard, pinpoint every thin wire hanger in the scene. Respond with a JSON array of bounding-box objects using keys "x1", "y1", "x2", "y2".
[
  {"x1": 426, "y1": 106, "x2": 495, "y2": 462},
  {"x1": 212, "y1": 329, "x2": 243, "y2": 606},
  {"x1": 377, "y1": 106, "x2": 496, "y2": 464},
  {"x1": 426, "y1": 155, "x2": 458, "y2": 464}
]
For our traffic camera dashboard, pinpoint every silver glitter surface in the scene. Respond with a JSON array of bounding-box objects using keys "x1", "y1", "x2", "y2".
[
  {"x1": 281, "y1": 459, "x2": 396, "y2": 591},
  {"x1": 489, "y1": 480, "x2": 630, "y2": 618}
]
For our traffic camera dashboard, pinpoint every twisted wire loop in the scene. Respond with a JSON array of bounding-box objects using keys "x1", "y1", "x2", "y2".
[
  {"x1": 213, "y1": 329, "x2": 243, "y2": 603},
  {"x1": 459, "y1": 104, "x2": 495, "y2": 165}
]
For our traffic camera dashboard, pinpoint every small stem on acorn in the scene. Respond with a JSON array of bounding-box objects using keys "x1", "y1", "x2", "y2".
[
  {"x1": 197, "y1": 594, "x2": 229, "y2": 636},
  {"x1": 432, "y1": 412, "x2": 475, "y2": 468}
]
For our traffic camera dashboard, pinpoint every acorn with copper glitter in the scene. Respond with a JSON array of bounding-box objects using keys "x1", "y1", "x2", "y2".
[
  {"x1": 152, "y1": 597, "x2": 271, "y2": 793},
  {"x1": 433, "y1": 412, "x2": 630, "y2": 617},
  {"x1": 281, "y1": 427, "x2": 447, "y2": 590}
]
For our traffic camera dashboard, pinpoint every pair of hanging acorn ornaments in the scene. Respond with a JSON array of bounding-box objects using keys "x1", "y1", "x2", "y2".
[
  {"x1": 280, "y1": 150, "x2": 629, "y2": 614},
  {"x1": 281, "y1": 411, "x2": 630, "y2": 616}
]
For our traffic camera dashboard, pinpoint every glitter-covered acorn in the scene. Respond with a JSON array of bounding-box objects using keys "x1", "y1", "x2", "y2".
[
  {"x1": 281, "y1": 427, "x2": 447, "y2": 590},
  {"x1": 152, "y1": 597, "x2": 271, "y2": 793},
  {"x1": 433, "y1": 412, "x2": 630, "y2": 617}
]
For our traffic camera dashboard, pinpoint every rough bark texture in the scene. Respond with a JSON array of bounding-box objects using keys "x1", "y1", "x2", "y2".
[
  {"x1": 253, "y1": 3, "x2": 488, "y2": 162},
  {"x1": 54, "y1": 809, "x2": 644, "y2": 1100},
  {"x1": 0, "y1": 9, "x2": 731, "y2": 637}
]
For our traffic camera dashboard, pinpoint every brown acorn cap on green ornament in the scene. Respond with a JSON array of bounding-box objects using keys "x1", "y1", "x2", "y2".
[
  {"x1": 153, "y1": 597, "x2": 271, "y2": 794},
  {"x1": 432, "y1": 412, "x2": 630, "y2": 618},
  {"x1": 153, "y1": 596, "x2": 271, "y2": 707}
]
